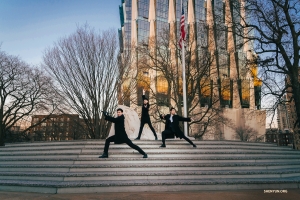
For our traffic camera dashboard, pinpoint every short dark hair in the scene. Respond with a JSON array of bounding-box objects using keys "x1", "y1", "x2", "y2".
[
  {"x1": 170, "y1": 107, "x2": 175, "y2": 111},
  {"x1": 117, "y1": 108, "x2": 123, "y2": 112}
]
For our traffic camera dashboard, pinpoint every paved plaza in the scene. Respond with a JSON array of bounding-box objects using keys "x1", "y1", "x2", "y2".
[{"x1": 0, "y1": 190, "x2": 300, "y2": 200}]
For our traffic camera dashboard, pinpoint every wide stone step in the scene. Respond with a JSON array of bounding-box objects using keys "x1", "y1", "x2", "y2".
[
  {"x1": 0, "y1": 156, "x2": 299, "y2": 165},
  {"x1": 0, "y1": 140, "x2": 298, "y2": 193},
  {"x1": 0, "y1": 177, "x2": 299, "y2": 194},
  {"x1": 3, "y1": 140, "x2": 280, "y2": 147},
  {"x1": 1, "y1": 168, "x2": 300, "y2": 181},
  {"x1": 1, "y1": 152, "x2": 299, "y2": 160},
  {"x1": 0, "y1": 144, "x2": 292, "y2": 151},
  {"x1": 0, "y1": 148, "x2": 298, "y2": 155},
  {"x1": 1, "y1": 162, "x2": 300, "y2": 173}
]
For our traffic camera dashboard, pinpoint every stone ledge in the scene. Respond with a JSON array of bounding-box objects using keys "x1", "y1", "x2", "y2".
[
  {"x1": 1, "y1": 156, "x2": 300, "y2": 162},
  {"x1": 0, "y1": 146, "x2": 295, "y2": 152},
  {"x1": 1, "y1": 151, "x2": 300, "y2": 156},
  {"x1": 3, "y1": 140, "x2": 281, "y2": 148},
  {"x1": 0, "y1": 168, "x2": 300, "y2": 177},
  {"x1": 0, "y1": 177, "x2": 300, "y2": 188},
  {"x1": 1, "y1": 162, "x2": 300, "y2": 168}
]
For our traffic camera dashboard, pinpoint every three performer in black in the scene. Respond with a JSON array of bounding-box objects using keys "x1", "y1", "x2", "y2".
[{"x1": 99, "y1": 91, "x2": 196, "y2": 159}]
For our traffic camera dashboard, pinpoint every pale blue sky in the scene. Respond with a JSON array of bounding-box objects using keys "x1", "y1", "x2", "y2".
[{"x1": 0, "y1": 0, "x2": 121, "y2": 65}]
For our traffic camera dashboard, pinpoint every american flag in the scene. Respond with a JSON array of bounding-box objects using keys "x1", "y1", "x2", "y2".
[{"x1": 179, "y1": 5, "x2": 186, "y2": 49}]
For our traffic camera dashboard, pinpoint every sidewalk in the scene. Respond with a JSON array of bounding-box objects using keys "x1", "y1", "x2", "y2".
[{"x1": 0, "y1": 189, "x2": 299, "y2": 200}]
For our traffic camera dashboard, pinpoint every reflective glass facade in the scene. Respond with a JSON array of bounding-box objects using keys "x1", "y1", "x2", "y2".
[
  {"x1": 138, "y1": 0, "x2": 149, "y2": 19},
  {"x1": 124, "y1": 22, "x2": 131, "y2": 48},
  {"x1": 156, "y1": 0, "x2": 168, "y2": 22},
  {"x1": 137, "y1": 20, "x2": 150, "y2": 43},
  {"x1": 156, "y1": 0, "x2": 169, "y2": 38},
  {"x1": 125, "y1": 0, "x2": 132, "y2": 21},
  {"x1": 195, "y1": 0, "x2": 207, "y2": 50},
  {"x1": 195, "y1": 0, "x2": 206, "y2": 22},
  {"x1": 118, "y1": 0, "x2": 257, "y2": 109},
  {"x1": 214, "y1": 0, "x2": 224, "y2": 23},
  {"x1": 137, "y1": 0, "x2": 150, "y2": 44}
]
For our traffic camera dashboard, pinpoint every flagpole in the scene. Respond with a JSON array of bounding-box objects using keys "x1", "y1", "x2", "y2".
[{"x1": 181, "y1": 0, "x2": 188, "y2": 136}]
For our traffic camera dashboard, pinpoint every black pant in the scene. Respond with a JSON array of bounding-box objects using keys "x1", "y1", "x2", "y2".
[
  {"x1": 137, "y1": 121, "x2": 157, "y2": 138},
  {"x1": 161, "y1": 129, "x2": 194, "y2": 146},
  {"x1": 104, "y1": 135, "x2": 146, "y2": 155}
]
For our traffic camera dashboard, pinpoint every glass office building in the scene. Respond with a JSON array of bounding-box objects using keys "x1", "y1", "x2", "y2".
[
  {"x1": 119, "y1": 0, "x2": 261, "y2": 108},
  {"x1": 118, "y1": 0, "x2": 265, "y2": 140}
]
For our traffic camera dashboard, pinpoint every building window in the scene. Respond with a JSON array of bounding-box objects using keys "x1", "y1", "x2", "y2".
[
  {"x1": 138, "y1": 0, "x2": 149, "y2": 19},
  {"x1": 122, "y1": 83, "x2": 131, "y2": 107},
  {"x1": 156, "y1": 20, "x2": 169, "y2": 39},
  {"x1": 239, "y1": 79, "x2": 250, "y2": 108},
  {"x1": 137, "y1": 19, "x2": 150, "y2": 44},
  {"x1": 195, "y1": 0, "x2": 206, "y2": 22},
  {"x1": 125, "y1": 0, "x2": 132, "y2": 21},
  {"x1": 214, "y1": 0, "x2": 224, "y2": 23},
  {"x1": 196, "y1": 22, "x2": 208, "y2": 48},
  {"x1": 156, "y1": 0, "x2": 169, "y2": 21},
  {"x1": 199, "y1": 78, "x2": 212, "y2": 107},
  {"x1": 156, "y1": 76, "x2": 168, "y2": 106},
  {"x1": 137, "y1": 71, "x2": 150, "y2": 105}
]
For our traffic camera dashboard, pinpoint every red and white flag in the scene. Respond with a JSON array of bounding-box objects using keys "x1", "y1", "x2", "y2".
[{"x1": 179, "y1": 5, "x2": 186, "y2": 49}]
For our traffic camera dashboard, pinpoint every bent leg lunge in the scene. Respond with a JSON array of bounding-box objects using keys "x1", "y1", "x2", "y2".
[
  {"x1": 148, "y1": 122, "x2": 158, "y2": 140},
  {"x1": 182, "y1": 135, "x2": 197, "y2": 148},
  {"x1": 160, "y1": 130, "x2": 167, "y2": 148},
  {"x1": 135, "y1": 122, "x2": 145, "y2": 140},
  {"x1": 126, "y1": 139, "x2": 148, "y2": 158},
  {"x1": 99, "y1": 135, "x2": 115, "y2": 158}
]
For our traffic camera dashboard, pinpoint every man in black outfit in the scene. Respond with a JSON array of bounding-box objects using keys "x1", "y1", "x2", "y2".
[
  {"x1": 160, "y1": 107, "x2": 197, "y2": 148},
  {"x1": 99, "y1": 108, "x2": 148, "y2": 158},
  {"x1": 135, "y1": 89, "x2": 158, "y2": 140}
]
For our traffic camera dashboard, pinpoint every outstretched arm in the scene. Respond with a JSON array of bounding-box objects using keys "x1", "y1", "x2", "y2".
[
  {"x1": 160, "y1": 114, "x2": 168, "y2": 120},
  {"x1": 105, "y1": 115, "x2": 122, "y2": 123},
  {"x1": 178, "y1": 115, "x2": 191, "y2": 122}
]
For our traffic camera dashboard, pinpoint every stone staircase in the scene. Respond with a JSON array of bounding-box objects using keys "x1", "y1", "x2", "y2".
[{"x1": 0, "y1": 140, "x2": 300, "y2": 193}]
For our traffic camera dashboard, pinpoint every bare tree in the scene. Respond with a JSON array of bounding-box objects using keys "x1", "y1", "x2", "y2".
[
  {"x1": 43, "y1": 25, "x2": 131, "y2": 139},
  {"x1": 0, "y1": 49, "x2": 61, "y2": 146},
  {"x1": 228, "y1": 0, "x2": 300, "y2": 134},
  {"x1": 235, "y1": 125, "x2": 259, "y2": 142}
]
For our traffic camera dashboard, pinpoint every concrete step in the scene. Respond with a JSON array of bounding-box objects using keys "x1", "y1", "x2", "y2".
[
  {"x1": 0, "y1": 147, "x2": 298, "y2": 155},
  {"x1": 0, "y1": 140, "x2": 299, "y2": 193},
  {"x1": 0, "y1": 156, "x2": 299, "y2": 165},
  {"x1": 1, "y1": 151, "x2": 299, "y2": 160},
  {"x1": 3, "y1": 140, "x2": 281, "y2": 147},
  {"x1": 1, "y1": 168, "x2": 300, "y2": 181},
  {"x1": 1, "y1": 162, "x2": 300, "y2": 173},
  {"x1": 0, "y1": 177, "x2": 299, "y2": 193},
  {"x1": 1, "y1": 144, "x2": 293, "y2": 151}
]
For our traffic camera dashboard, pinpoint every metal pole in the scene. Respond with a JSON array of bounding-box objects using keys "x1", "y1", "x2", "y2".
[{"x1": 181, "y1": 0, "x2": 188, "y2": 136}]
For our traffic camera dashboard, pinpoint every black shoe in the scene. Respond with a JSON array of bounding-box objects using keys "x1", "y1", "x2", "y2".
[
  {"x1": 160, "y1": 144, "x2": 166, "y2": 148},
  {"x1": 143, "y1": 154, "x2": 148, "y2": 158},
  {"x1": 135, "y1": 137, "x2": 140, "y2": 140},
  {"x1": 193, "y1": 144, "x2": 197, "y2": 148},
  {"x1": 155, "y1": 137, "x2": 158, "y2": 140},
  {"x1": 98, "y1": 152, "x2": 108, "y2": 158}
]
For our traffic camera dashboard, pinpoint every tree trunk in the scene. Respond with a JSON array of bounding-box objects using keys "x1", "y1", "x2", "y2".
[
  {"x1": 0, "y1": 125, "x2": 5, "y2": 146},
  {"x1": 0, "y1": 109, "x2": 5, "y2": 146}
]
